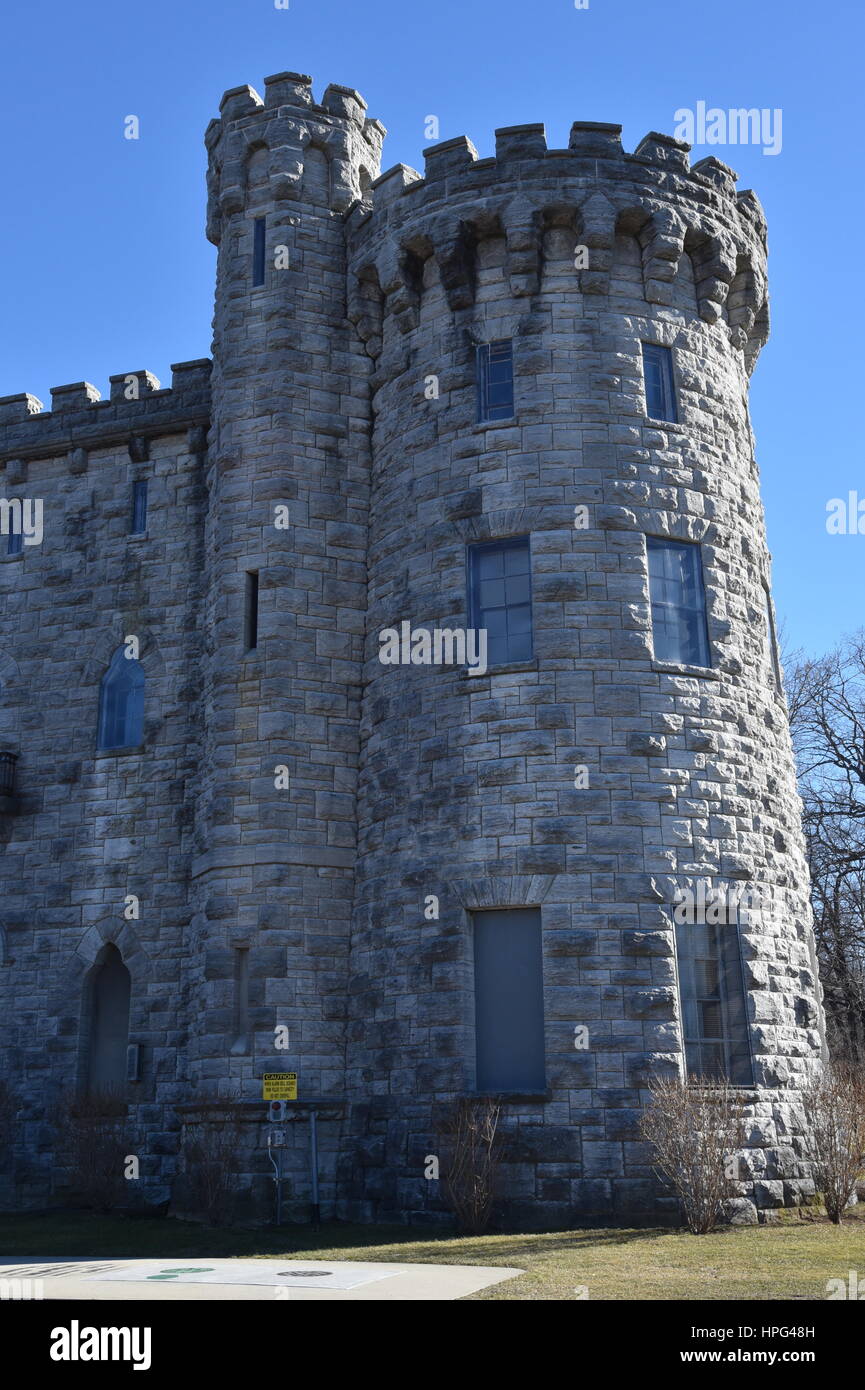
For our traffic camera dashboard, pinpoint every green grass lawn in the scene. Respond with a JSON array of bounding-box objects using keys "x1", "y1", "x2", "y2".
[{"x1": 2, "y1": 1209, "x2": 864, "y2": 1299}]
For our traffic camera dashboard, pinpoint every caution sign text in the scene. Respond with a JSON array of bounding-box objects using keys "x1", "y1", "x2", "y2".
[{"x1": 262, "y1": 1072, "x2": 297, "y2": 1101}]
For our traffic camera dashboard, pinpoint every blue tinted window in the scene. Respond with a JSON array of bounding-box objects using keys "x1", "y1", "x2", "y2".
[
  {"x1": 676, "y1": 920, "x2": 753, "y2": 1085},
  {"x1": 642, "y1": 342, "x2": 677, "y2": 422},
  {"x1": 469, "y1": 536, "x2": 532, "y2": 665},
  {"x1": 6, "y1": 529, "x2": 23, "y2": 556},
  {"x1": 474, "y1": 908, "x2": 545, "y2": 1092},
  {"x1": 130, "y1": 481, "x2": 148, "y2": 535},
  {"x1": 647, "y1": 537, "x2": 710, "y2": 668},
  {"x1": 477, "y1": 340, "x2": 514, "y2": 422},
  {"x1": 97, "y1": 645, "x2": 145, "y2": 751}
]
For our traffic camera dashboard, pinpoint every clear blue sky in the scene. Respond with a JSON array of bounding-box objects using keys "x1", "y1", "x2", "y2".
[{"x1": 1, "y1": 0, "x2": 860, "y2": 658}]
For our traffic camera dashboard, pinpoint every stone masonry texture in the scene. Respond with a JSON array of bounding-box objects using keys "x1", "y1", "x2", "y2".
[{"x1": 0, "y1": 71, "x2": 825, "y2": 1228}]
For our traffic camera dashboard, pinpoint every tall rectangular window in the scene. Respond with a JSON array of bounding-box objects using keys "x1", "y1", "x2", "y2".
[
  {"x1": 130, "y1": 480, "x2": 148, "y2": 535},
  {"x1": 230, "y1": 947, "x2": 250, "y2": 1056},
  {"x1": 473, "y1": 908, "x2": 545, "y2": 1092},
  {"x1": 763, "y1": 586, "x2": 782, "y2": 689},
  {"x1": 642, "y1": 342, "x2": 677, "y2": 422},
  {"x1": 468, "y1": 536, "x2": 532, "y2": 666},
  {"x1": 476, "y1": 339, "x2": 514, "y2": 422},
  {"x1": 6, "y1": 528, "x2": 23, "y2": 556},
  {"x1": 647, "y1": 536, "x2": 710, "y2": 668},
  {"x1": 244, "y1": 571, "x2": 259, "y2": 651},
  {"x1": 252, "y1": 216, "x2": 266, "y2": 287},
  {"x1": 675, "y1": 920, "x2": 753, "y2": 1085}
]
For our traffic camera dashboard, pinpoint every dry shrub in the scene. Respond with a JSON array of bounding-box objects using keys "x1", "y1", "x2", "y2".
[
  {"x1": 55, "y1": 1089, "x2": 130, "y2": 1212},
  {"x1": 0, "y1": 1079, "x2": 17, "y2": 1167},
  {"x1": 802, "y1": 1061, "x2": 865, "y2": 1224},
  {"x1": 640, "y1": 1076, "x2": 747, "y2": 1234},
  {"x1": 179, "y1": 1106, "x2": 245, "y2": 1226},
  {"x1": 439, "y1": 1096, "x2": 501, "y2": 1235}
]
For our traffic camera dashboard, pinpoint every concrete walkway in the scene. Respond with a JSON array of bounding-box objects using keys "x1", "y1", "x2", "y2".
[{"x1": 0, "y1": 1256, "x2": 523, "y2": 1301}]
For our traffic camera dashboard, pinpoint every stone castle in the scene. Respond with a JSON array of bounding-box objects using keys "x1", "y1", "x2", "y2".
[{"x1": 0, "y1": 70, "x2": 825, "y2": 1227}]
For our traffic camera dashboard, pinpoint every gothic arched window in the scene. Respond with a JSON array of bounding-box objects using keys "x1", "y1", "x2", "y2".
[
  {"x1": 85, "y1": 944, "x2": 131, "y2": 1094},
  {"x1": 97, "y1": 646, "x2": 144, "y2": 751}
]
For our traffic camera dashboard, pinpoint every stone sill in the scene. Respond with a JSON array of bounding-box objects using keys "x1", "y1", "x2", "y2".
[
  {"x1": 127, "y1": 531, "x2": 149, "y2": 542},
  {"x1": 474, "y1": 417, "x2": 517, "y2": 432},
  {"x1": 457, "y1": 658, "x2": 538, "y2": 686},
  {"x1": 0, "y1": 550, "x2": 25, "y2": 564},
  {"x1": 176, "y1": 1098, "x2": 345, "y2": 1121},
  {"x1": 467, "y1": 1089, "x2": 552, "y2": 1104},
  {"x1": 652, "y1": 660, "x2": 719, "y2": 680},
  {"x1": 643, "y1": 416, "x2": 686, "y2": 432},
  {"x1": 94, "y1": 745, "x2": 145, "y2": 760}
]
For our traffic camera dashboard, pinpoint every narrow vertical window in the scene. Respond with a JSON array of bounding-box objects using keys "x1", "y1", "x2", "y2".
[
  {"x1": 647, "y1": 536, "x2": 710, "y2": 668},
  {"x1": 252, "y1": 217, "x2": 266, "y2": 287},
  {"x1": 642, "y1": 342, "x2": 678, "y2": 422},
  {"x1": 6, "y1": 527, "x2": 22, "y2": 556},
  {"x1": 85, "y1": 944, "x2": 131, "y2": 1095},
  {"x1": 244, "y1": 571, "x2": 259, "y2": 651},
  {"x1": 130, "y1": 480, "x2": 148, "y2": 535},
  {"x1": 97, "y1": 645, "x2": 145, "y2": 750},
  {"x1": 675, "y1": 919, "x2": 753, "y2": 1085},
  {"x1": 476, "y1": 339, "x2": 514, "y2": 422},
  {"x1": 473, "y1": 908, "x2": 545, "y2": 1092},
  {"x1": 468, "y1": 537, "x2": 532, "y2": 666},
  {"x1": 763, "y1": 586, "x2": 782, "y2": 690},
  {"x1": 231, "y1": 947, "x2": 250, "y2": 1055}
]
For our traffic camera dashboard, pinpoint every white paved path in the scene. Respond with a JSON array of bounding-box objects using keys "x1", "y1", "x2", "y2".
[{"x1": 0, "y1": 1256, "x2": 522, "y2": 1301}]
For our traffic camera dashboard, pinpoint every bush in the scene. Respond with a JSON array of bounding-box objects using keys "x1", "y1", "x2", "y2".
[
  {"x1": 802, "y1": 1061, "x2": 865, "y2": 1224},
  {"x1": 54, "y1": 1090, "x2": 131, "y2": 1212},
  {"x1": 179, "y1": 1106, "x2": 245, "y2": 1226},
  {"x1": 640, "y1": 1076, "x2": 747, "y2": 1234},
  {"x1": 0, "y1": 1078, "x2": 17, "y2": 1167},
  {"x1": 439, "y1": 1096, "x2": 501, "y2": 1235}
]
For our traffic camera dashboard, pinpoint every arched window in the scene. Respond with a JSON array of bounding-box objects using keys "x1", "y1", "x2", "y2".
[
  {"x1": 85, "y1": 944, "x2": 131, "y2": 1093},
  {"x1": 97, "y1": 645, "x2": 144, "y2": 750}
]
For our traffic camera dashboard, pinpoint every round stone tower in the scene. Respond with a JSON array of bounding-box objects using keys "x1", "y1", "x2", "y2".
[
  {"x1": 340, "y1": 121, "x2": 825, "y2": 1225},
  {"x1": 188, "y1": 74, "x2": 383, "y2": 1216}
]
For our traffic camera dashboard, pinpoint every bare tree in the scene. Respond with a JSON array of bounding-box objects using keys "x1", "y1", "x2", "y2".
[
  {"x1": 801, "y1": 1062, "x2": 865, "y2": 1224},
  {"x1": 640, "y1": 1076, "x2": 747, "y2": 1234},
  {"x1": 439, "y1": 1096, "x2": 501, "y2": 1235},
  {"x1": 785, "y1": 632, "x2": 865, "y2": 1061}
]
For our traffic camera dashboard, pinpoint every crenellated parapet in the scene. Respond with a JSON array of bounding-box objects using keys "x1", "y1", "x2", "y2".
[
  {"x1": 0, "y1": 359, "x2": 211, "y2": 465},
  {"x1": 205, "y1": 71, "x2": 384, "y2": 243},
  {"x1": 347, "y1": 120, "x2": 770, "y2": 372}
]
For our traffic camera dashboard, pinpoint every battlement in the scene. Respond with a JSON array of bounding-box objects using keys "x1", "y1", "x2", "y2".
[
  {"x1": 347, "y1": 114, "x2": 770, "y2": 369},
  {"x1": 205, "y1": 71, "x2": 385, "y2": 240},
  {"x1": 0, "y1": 360, "x2": 211, "y2": 463},
  {"x1": 353, "y1": 121, "x2": 762, "y2": 232}
]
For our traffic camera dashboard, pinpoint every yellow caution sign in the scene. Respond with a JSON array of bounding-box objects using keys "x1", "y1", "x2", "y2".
[{"x1": 263, "y1": 1072, "x2": 297, "y2": 1101}]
